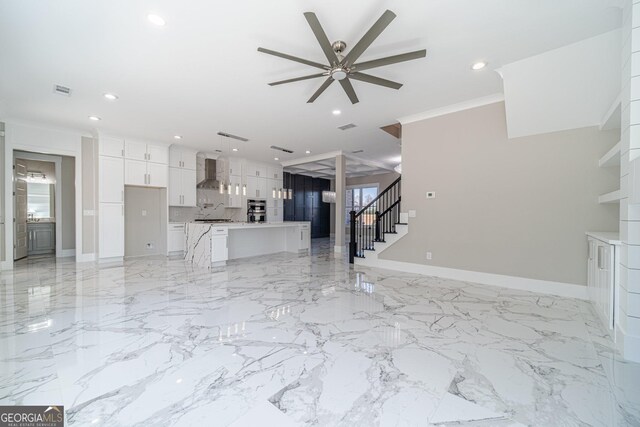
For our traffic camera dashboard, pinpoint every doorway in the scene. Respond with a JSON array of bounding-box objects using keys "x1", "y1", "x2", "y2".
[{"x1": 13, "y1": 151, "x2": 75, "y2": 261}]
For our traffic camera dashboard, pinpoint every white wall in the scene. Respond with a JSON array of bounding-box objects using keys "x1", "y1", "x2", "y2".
[
  {"x1": 3, "y1": 120, "x2": 85, "y2": 267},
  {"x1": 499, "y1": 29, "x2": 621, "y2": 138}
]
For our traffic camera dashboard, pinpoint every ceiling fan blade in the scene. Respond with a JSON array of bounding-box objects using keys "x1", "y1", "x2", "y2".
[
  {"x1": 307, "y1": 78, "x2": 334, "y2": 103},
  {"x1": 258, "y1": 47, "x2": 328, "y2": 70},
  {"x1": 342, "y1": 10, "x2": 396, "y2": 67},
  {"x1": 339, "y1": 78, "x2": 359, "y2": 104},
  {"x1": 353, "y1": 49, "x2": 427, "y2": 72},
  {"x1": 303, "y1": 12, "x2": 338, "y2": 64},
  {"x1": 349, "y1": 72, "x2": 403, "y2": 90},
  {"x1": 269, "y1": 73, "x2": 326, "y2": 86}
]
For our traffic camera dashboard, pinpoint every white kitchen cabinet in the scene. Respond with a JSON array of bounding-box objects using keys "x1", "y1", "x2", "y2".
[
  {"x1": 148, "y1": 162, "x2": 168, "y2": 187},
  {"x1": 167, "y1": 223, "x2": 185, "y2": 253},
  {"x1": 211, "y1": 227, "x2": 229, "y2": 266},
  {"x1": 286, "y1": 223, "x2": 310, "y2": 252},
  {"x1": 147, "y1": 144, "x2": 169, "y2": 164},
  {"x1": 229, "y1": 158, "x2": 242, "y2": 177},
  {"x1": 169, "y1": 167, "x2": 196, "y2": 206},
  {"x1": 125, "y1": 159, "x2": 147, "y2": 186},
  {"x1": 99, "y1": 156, "x2": 124, "y2": 203},
  {"x1": 269, "y1": 207, "x2": 283, "y2": 222},
  {"x1": 125, "y1": 140, "x2": 147, "y2": 161},
  {"x1": 586, "y1": 233, "x2": 620, "y2": 334},
  {"x1": 246, "y1": 176, "x2": 267, "y2": 199},
  {"x1": 169, "y1": 146, "x2": 197, "y2": 170},
  {"x1": 125, "y1": 159, "x2": 168, "y2": 188},
  {"x1": 267, "y1": 166, "x2": 283, "y2": 180},
  {"x1": 246, "y1": 162, "x2": 267, "y2": 178},
  {"x1": 99, "y1": 136, "x2": 125, "y2": 158},
  {"x1": 99, "y1": 202, "x2": 124, "y2": 258},
  {"x1": 125, "y1": 140, "x2": 168, "y2": 165}
]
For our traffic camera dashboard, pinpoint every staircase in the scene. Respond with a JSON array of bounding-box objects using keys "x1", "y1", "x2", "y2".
[{"x1": 349, "y1": 177, "x2": 408, "y2": 264}]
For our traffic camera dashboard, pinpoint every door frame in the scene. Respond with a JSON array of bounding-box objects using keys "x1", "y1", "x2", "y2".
[
  {"x1": 13, "y1": 151, "x2": 63, "y2": 258},
  {"x1": 2, "y1": 121, "x2": 84, "y2": 270}
]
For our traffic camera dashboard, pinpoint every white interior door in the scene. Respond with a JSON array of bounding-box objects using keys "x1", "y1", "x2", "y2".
[{"x1": 14, "y1": 159, "x2": 28, "y2": 260}]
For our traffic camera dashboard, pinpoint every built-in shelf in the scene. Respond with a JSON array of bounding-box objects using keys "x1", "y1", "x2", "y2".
[
  {"x1": 600, "y1": 93, "x2": 621, "y2": 131},
  {"x1": 599, "y1": 140, "x2": 621, "y2": 168},
  {"x1": 598, "y1": 189, "x2": 622, "y2": 204}
]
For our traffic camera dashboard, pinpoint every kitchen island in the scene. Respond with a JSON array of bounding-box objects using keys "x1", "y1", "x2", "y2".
[{"x1": 184, "y1": 222, "x2": 310, "y2": 268}]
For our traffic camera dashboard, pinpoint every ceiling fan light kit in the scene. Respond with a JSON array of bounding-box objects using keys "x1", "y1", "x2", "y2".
[{"x1": 258, "y1": 10, "x2": 426, "y2": 104}]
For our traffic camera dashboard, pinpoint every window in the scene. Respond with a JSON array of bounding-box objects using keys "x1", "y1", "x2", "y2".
[
  {"x1": 345, "y1": 186, "x2": 378, "y2": 225},
  {"x1": 27, "y1": 183, "x2": 54, "y2": 219}
]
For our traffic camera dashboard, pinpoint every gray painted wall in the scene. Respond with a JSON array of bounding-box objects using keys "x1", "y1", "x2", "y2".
[
  {"x1": 382, "y1": 102, "x2": 620, "y2": 286},
  {"x1": 81, "y1": 136, "x2": 97, "y2": 255},
  {"x1": 125, "y1": 186, "x2": 167, "y2": 257},
  {"x1": 61, "y1": 156, "x2": 75, "y2": 250}
]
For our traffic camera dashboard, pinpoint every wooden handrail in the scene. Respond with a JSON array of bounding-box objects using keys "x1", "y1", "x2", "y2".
[{"x1": 355, "y1": 177, "x2": 401, "y2": 217}]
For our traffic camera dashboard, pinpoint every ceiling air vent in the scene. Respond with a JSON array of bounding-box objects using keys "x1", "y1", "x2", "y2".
[
  {"x1": 338, "y1": 123, "x2": 357, "y2": 131},
  {"x1": 53, "y1": 85, "x2": 72, "y2": 96},
  {"x1": 270, "y1": 145, "x2": 294, "y2": 154},
  {"x1": 352, "y1": 149, "x2": 364, "y2": 154},
  {"x1": 217, "y1": 131, "x2": 249, "y2": 142}
]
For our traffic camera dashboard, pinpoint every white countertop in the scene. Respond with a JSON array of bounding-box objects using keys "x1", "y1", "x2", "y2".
[
  {"x1": 186, "y1": 221, "x2": 309, "y2": 230},
  {"x1": 585, "y1": 231, "x2": 621, "y2": 245}
]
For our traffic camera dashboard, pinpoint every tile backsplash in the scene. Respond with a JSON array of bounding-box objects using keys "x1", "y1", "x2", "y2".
[{"x1": 169, "y1": 189, "x2": 246, "y2": 222}]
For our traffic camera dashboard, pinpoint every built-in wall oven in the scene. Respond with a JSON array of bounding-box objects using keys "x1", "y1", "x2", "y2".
[{"x1": 247, "y1": 199, "x2": 267, "y2": 223}]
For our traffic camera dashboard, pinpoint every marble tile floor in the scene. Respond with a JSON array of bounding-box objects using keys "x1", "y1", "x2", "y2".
[{"x1": 0, "y1": 238, "x2": 638, "y2": 426}]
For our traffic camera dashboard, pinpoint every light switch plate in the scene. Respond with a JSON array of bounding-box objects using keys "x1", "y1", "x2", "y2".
[
  {"x1": 141, "y1": 210, "x2": 147, "y2": 216},
  {"x1": 409, "y1": 210, "x2": 416, "y2": 218},
  {"x1": 426, "y1": 191, "x2": 436, "y2": 199}
]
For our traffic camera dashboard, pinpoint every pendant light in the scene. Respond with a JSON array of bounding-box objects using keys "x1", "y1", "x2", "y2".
[
  {"x1": 242, "y1": 184, "x2": 247, "y2": 196},
  {"x1": 235, "y1": 183, "x2": 240, "y2": 196}
]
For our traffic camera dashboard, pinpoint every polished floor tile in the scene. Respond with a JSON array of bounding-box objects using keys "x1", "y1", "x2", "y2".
[{"x1": 0, "y1": 238, "x2": 638, "y2": 426}]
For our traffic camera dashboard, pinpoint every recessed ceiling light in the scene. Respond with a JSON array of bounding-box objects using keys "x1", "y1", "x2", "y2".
[
  {"x1": 471, "y1": 61, "x2": 487, "y2": 70},
  {"x1": 232, "y1": 148, "x2": 238, "y2": 152},
  {"x1": 305, "y1": 150, "x2": 311, "y2": 154},
  {"x1": 103, "y1": 93, "x2": 118, "y2": 101},
  {"x1": 147, "y1": 14, "x2": 166, "y2": 26},
  {"x1": 274, "y1": 157, "x2": 279, "y2": 161},
  {"x1": 332, "y1": 110, "x2": 341, "y2": 115},
  {"x1": 174, "y1": 135, "x2": 182, "y2": 140},
  {"x1": 88, "y1": 116, "x2": 101, "y2": 121}
]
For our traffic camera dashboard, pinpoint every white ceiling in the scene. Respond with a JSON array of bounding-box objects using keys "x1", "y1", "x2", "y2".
[{"x1": 0, "y1": 0, "x2": 623, "y2": 168}]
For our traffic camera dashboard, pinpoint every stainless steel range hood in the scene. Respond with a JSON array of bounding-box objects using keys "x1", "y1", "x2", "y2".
[{"x1": 196, "y1": 158, "x2": 220, "y2": 189}]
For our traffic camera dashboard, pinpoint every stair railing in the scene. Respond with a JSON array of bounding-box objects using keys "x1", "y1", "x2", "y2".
[{"x1": 349, "y1": 177, "x2": 401, "y2": 263}]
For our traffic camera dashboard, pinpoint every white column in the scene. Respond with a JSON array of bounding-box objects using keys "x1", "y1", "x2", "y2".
[
  {"x1": 334, "y1": 154, "x2": 346, "y2": 257},
  {"x1": 619, "y1": 0, "x2": 640, "y2": 362}
]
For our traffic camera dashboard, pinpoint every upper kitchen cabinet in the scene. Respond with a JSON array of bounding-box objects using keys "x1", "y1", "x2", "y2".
[
  {"x1": 169, "y1": 145, "x2": 197, "y2": 170},
  {"x1": 267, "y1": 166, "x2": 283, "y2": 180},
  {"x1": 245, "y1": 162, "x2": 267, "y2": 178},
  {"x1": 125, "y1": 140, "x2": 169, "y2": 165},
  {"x1": 99, "y1": 136, "x2": 125, "y2": 158},
  {"x1": 125, "y1": 159, "x2": 168, "y2": 188}
]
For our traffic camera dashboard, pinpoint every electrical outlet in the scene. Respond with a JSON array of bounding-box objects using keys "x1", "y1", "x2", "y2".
[
  {"x1": 426, "y1": 191, "x2": 436, "y2": 199},
  {"x1": 146, "y1": 243, "x2": 154, "y2": 249},
  {"x1": 409, "y1": 210, "x2": 417, "y2": 218},
  {"x1": 141, "y1": 209, "x2": 147, "y2": 216},
  {"x1": 426, "y1": 252, "x2": 432, "y2": 260}
]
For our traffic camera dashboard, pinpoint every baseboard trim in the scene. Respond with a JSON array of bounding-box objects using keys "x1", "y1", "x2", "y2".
[
  {"x1": 76, "y1": 253, "x2": 96, "y2": 263},
  {"x1": 57, "y1": 249, "x2": 76, "y2": 258},
  {"x1": 616, "y1": 324, "x2": 640, "y2": 362},
  {"x1": 354, "y1": 258, "x2": 588, "y2": 300}
]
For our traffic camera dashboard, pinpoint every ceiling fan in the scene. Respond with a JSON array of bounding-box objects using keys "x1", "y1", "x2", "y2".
[{"x1": 258, "y1": 10, "x2": 426, "y2": 104}]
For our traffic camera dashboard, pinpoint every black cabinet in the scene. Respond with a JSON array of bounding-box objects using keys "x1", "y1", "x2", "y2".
[{"x1": 284, "y1": 172, "x2": 330, "y2": 238}]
